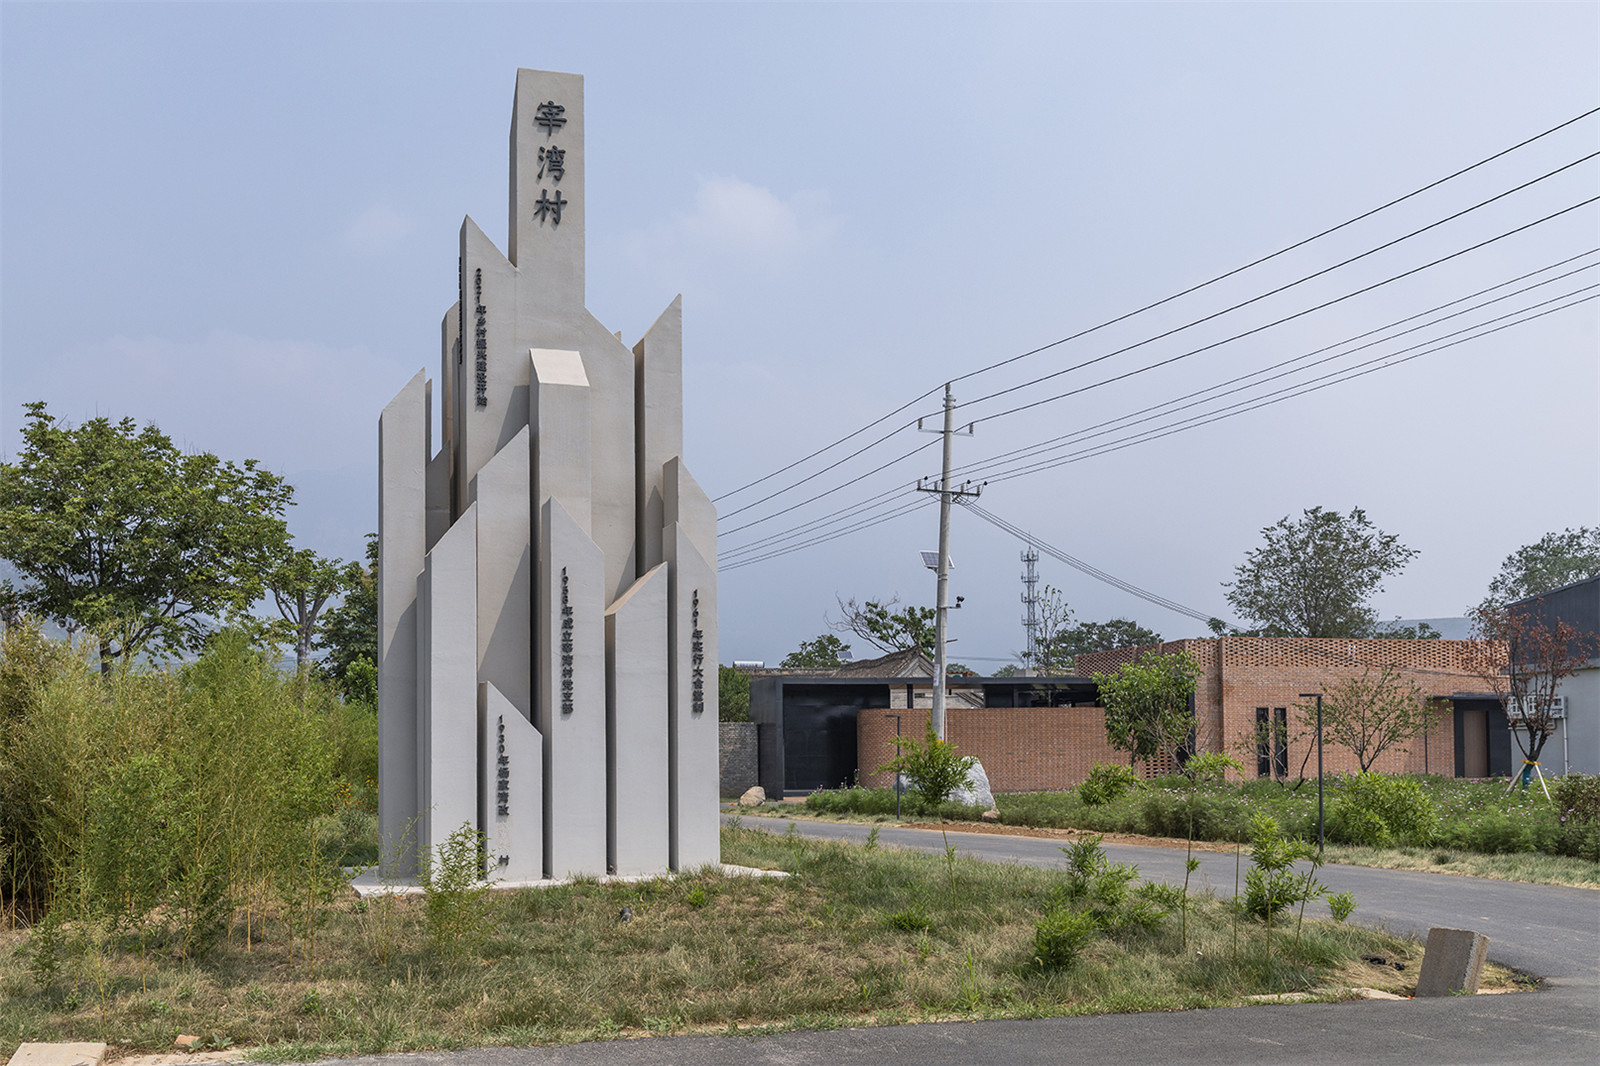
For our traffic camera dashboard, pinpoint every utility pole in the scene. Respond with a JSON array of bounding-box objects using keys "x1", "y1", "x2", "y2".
[{"x1": 916, "y1": 383, "x2": 981, "y2": 740}]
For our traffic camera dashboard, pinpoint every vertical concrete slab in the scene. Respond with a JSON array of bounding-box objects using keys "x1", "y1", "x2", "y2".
[
  {"x1": 426, "y1": 451, "x2": 452, "y2": 551},
  {"x1": 480, "y1": 681, "x2": 543, "y2": 883},
  {"x1": 605, "y1": 564, "x2": 670, "y2": 876},
  {"x1": 538, "y1": 498, "x2": 608, "y2": 878},
  {"x1": 474, "y1": 426, "x2": 533, "y2": 719},
  {"x1": 663, "y1": 457, "x2": 716, "y2": 570},
  {"x1": 457, "y1": 216, "x2": 527, "y2": 512},
  {"x1": 508, "y1": 68, "x2": 584, "y2": 323},
  {"x1": 633, "y1": 296, "x2": 682, "y2": 578},
  {"x1": 378, "y1": 369, "x2": 429, "y2": 875},
  {"x1": 579, "y1": 311, "x2": 637, "y2": 606},
  {"x1": 439, "y1": 300, "x2": 459, "y2": 515},
  {"x1": 666, "y1": 523, "x2": 720, "y2": 870},
  {"x1": 531, "y1": 348, "x2": 592, "y2": 533},
  {"x1": 417, "y1": 505, "x2": 479, "y2": 859}
]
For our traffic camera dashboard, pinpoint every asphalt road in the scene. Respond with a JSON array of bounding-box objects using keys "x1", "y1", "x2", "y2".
[{"x1": 314, "y1": 817, "x2": 1600, "y2": 1066}]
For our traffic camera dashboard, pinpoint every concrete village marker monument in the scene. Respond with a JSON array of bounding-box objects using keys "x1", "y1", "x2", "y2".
[{"x1": 377, "y1": 69, "x2": 718, "y2": 882}]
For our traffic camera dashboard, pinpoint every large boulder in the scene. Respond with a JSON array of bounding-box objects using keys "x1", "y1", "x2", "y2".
[
  {"x1": 737, "y1": 785, "x2": 766, "y2": 806},
  {"x1": 949, "y1": 760, "x2": 995, "y2": 810}
]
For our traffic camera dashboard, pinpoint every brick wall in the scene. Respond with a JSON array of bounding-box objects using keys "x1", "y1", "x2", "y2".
[
  {"x1": 857, "y1": 706, "x2": 1141, "y2": 793},
  {"x1": 1080, "y1": 637, "x2": 1482, "y2": 779}
]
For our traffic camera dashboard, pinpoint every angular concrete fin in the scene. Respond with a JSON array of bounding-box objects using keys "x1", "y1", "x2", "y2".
[
  {"x1": 664, "y1": 525, "x2": 719, "y2": 870},
  {"x1": 531, "y1": 347, "x2": 592, "y2": 536},
  {"x1": 579, "y1": 310, "x2": 639, "y2": 606},
  {"x1": 480, "y1": 680, "x2": 543, "y2": 883},
  {"x1": 425, "y1": 450, "x2": 452, "y2": 551},
  {"x1": 378, "y1": 367, "x2": 430, "y2": 876},
  {"x1": 663, "y1": 457, "x2": 717, "y2": 569},
  {"x1": 439, "y1": 301, "x2": 460, "y2": 476},
  {"x1": 538, "y1": 496, "x2": 608, "y2": 878},
  {"x1": 418, "y1": 504, "x2": 479, "y2": 859},
  {"x1": 475, "y1": 426, "x2": 533, "y2": 720},
  {"x1": 456, "y1": 216, "x2": 527, "y2": 513},
  {"x1": 634, "y1": 295, "x2": 683, "y2": 578},
  {"x1": 605, "y1": 563, "x2": 670, "y2": 876}
]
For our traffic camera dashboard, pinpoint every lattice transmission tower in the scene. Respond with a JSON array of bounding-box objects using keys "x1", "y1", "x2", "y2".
[{"x1": 1020, "y1": 543, "x2": 1040, "y2": 668}]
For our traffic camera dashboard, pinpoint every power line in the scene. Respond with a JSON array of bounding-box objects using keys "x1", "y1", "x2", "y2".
[
  {"x1": 725, "y1": 201, "x2": 1597, "y2": 543},
  {"x1": 951, "y1": 255, "x2": 1600, "y2": 483},
  {"x1": 719, "y1": 488, "x2": 916, "y2": 560},
  {"x1": 718, "y1": 290, "x2": 1595, "y2": 570},
  {"x1": 942, "y1": 151, "x2": 1597, "y2": 421},
  {"x1": 719, "y1": 498, "x2": 935, "y2": 571},
  {"x1": 977, "y1": 290, "x2": 1598, "y2": 483},
  {"x1": 710, "y1": 108, "x2": 1600, "y2": 510},
  {"x1": 959, "y1": 195, "x2": 1599, "y2": 429},
  {"x1": 960, "y1": 501, "x2": 1223, "y2": 624},
  {"x1": 720, "y1": 195, "x2": 1597, "y2": 536}
]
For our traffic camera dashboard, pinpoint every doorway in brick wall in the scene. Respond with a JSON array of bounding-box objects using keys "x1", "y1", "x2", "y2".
[{"x1": 1452, "y1": 698, "x2": 1512, "y2": 779}]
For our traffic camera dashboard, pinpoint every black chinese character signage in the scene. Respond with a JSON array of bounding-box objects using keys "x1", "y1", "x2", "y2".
[
  {"x1": 496, "y1": 714, "x2": 510, "y2": 817},
  {"x1": 533, "y1": 101, "x2": 570, "y2": 228},
  {"x1": 560, "y1": 567, "x2": 575, "y2": 714},
  {"x1": 472, "y1": 269, "x2": 488, "y2": 408},
  {"x1": 535, "y1": 100, "x2": 566, "y2": 135},
  {"x1": 691, "y1": 590, "x2": 705, "y2": 715}
]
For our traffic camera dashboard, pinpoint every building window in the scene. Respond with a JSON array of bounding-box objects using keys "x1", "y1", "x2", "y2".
[
  {"x1": 1256, "y1": 707, "x2": 1289, "y2": 779},
  {"x1": 1256, "y1": 708, "x2": 1270, "y2": 777},
  {"x1": 1273, "y1": 707, "x2": 1289, "y2": 780}
]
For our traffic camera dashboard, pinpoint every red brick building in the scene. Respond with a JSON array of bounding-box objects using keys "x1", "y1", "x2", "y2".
[
  {"x1": 852, "y1": 637, "x2": 1496, "y2": 794},
  {"x1": 1076, "y1": 637, "x2": 1487, "y2": 780}
]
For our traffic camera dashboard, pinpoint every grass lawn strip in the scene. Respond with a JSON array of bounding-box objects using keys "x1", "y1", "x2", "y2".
[{"x1": 0, "y1": 825, "x2": 1508, "y2": 1061}]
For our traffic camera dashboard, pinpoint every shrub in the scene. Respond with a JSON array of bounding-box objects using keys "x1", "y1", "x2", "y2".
[
  {"x1": 1328, "y1": 773, "x2": 1439, "y2": 847},
  {"x1": 875, "y1": 724, "x2": 977, "y2": 810},
  {"x1": 1080, "y1": 763, "x2": 1140, "y2": 807},
  {"x1": 1033, "y1": 908, "x2": 1098, "y2": 968},
  {"x1": 1240, "y1": 814, "x2": 1314, "y2": 921},
  {"x1": 1327, "y1": 890, "x2": 1357, "y2": 923},
  {"x1": 419, "y1": 822, "x2": 493, "y2": 966}
]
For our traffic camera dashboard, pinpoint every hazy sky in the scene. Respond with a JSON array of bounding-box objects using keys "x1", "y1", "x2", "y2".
[{"x1": 3, "y1": 2, "x2": 1596, "y2": 667}]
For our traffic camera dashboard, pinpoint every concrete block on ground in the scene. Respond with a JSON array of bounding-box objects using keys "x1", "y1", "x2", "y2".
[
  {"x1": 1416, "y1": 926, "x2": 1489, "y2": 996},
  {"x1": 6, "y1": 1045, "x2": 106, "y2": 1066}
]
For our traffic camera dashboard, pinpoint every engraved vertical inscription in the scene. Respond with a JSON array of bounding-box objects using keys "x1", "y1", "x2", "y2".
[
  {"x1": 560, "y1": 567, "x2": 575, "y2": 715},
  {"x1": 473, "y1": 269, "x2": 488, "y2": 407},
  {"x1": 690, "y1": 590, "x2": 705, "y2": 715},
  {"x1": 532, "y1": 100, "x2": 570, "y2": 227},
  {"x1": 495, "y1": 714, "x2": 510, "y2": 817}
]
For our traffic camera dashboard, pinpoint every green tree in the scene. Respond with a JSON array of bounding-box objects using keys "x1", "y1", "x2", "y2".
[
  {"x1": 316, "y1": 534, "x2": 377, "y2": 684},
  {"x1": 833, "y1": 596, "x2": 935, "y2": 656},
  {"x1": 267, "y1": 547, "x2": 358, "y2": 672},
  {"x1": 1042, "y1": 618, "x2": 1162, "y2": 667},
  {"x1": 718, "y1": 664, "x2": 751, "y2": 721},
  {"x1": 1298, "y1": 665, "x2": 1433, "y2": 774},
  {"x1": 1092, "y1": 650, "x2": 1201, "y2": 769},
  {"x1": 780, "y1": 633, "x2": 852, "y2": 668},
  {"x1": 1479, "y1": 527, "x2": 1600, "y2": 611},
  {"x1": 1222, "y1": 506, "x2": 1416, "y2": 638},
  {"x1": 0, "y1": 403, "x2": 292, "y2": 673}
]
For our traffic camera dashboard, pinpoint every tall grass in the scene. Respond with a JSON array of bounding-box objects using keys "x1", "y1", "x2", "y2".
[{"x1": 0, "y1": 623, "x2": 376, "y2": 961}]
